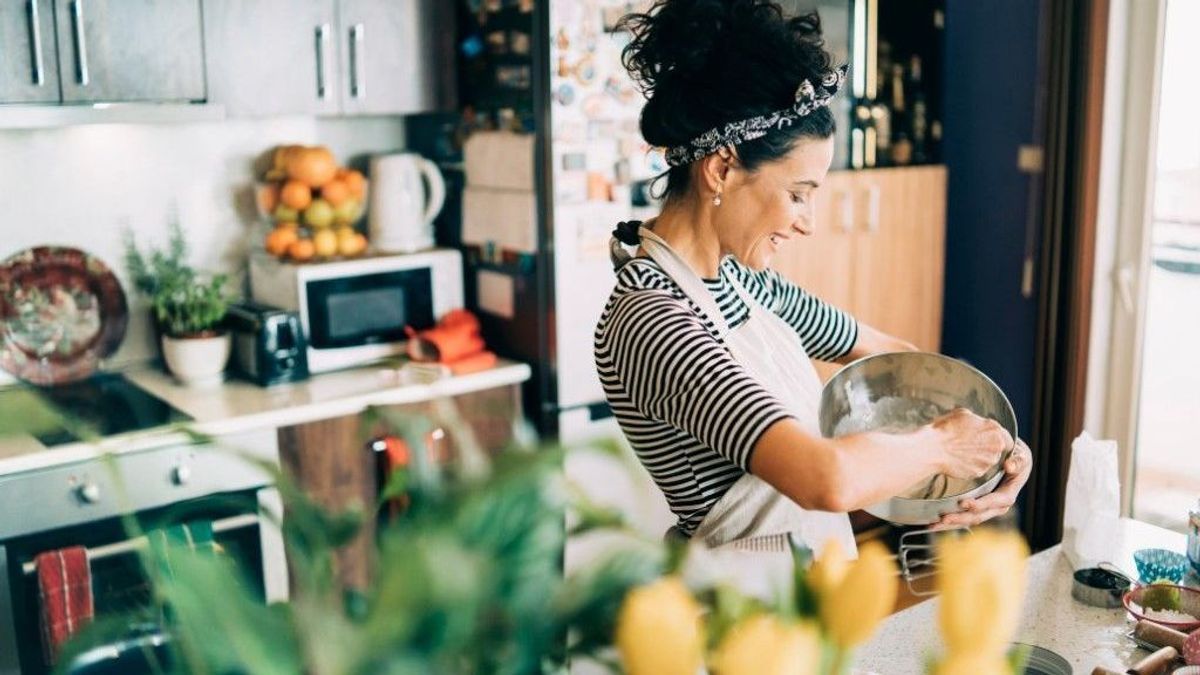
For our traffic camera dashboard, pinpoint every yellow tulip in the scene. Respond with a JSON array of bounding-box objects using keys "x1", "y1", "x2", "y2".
[
  {"x1": 615, "y1": 576, "x2": 705, "y2": 675},
  {"x1": 937, "y1": 529, "x2": 1029, "y2": 656},
  {"x1": 933, "y1": 652, "x2": 1013, "y2": 675},
  {"x1": 709, "y1": 614, "x2": 820, "y2": 675},
  {"x1": 808, "y1": 538, "x2": 851, "y2": 597},
  {"x1": 820, "y1": 541, "x2": 899, "y2": 649}
]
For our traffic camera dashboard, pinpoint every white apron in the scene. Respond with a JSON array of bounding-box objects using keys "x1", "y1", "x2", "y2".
[{"x1": 635, "y1": 226, "x2": 856, "y2": 575}]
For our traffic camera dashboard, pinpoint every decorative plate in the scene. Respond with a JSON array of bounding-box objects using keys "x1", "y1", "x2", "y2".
[{"x1": 0, "y1": 247, "x2": 127, "y2": 385}]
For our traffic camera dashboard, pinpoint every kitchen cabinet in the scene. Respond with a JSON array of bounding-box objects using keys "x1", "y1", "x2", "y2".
[
  {"x1": 203, "y1": 0, "x2": 340, "y2": 117},
  {"x1": 55, "y1": 0, "x2": 206, "y2": 103},
  {"x1": 774, "y1": 165, "x2": 947, "y2": 354},
  {"x1": 204, "y1": 0, "x2": 455, "y2": 118},
  {"x1": 0, "y1": 0, "x2": 60, "y2": 104}
]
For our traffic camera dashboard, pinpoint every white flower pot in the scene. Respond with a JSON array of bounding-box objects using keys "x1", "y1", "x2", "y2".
[{"x1": 161, "y1": 332, "x2": 231, "y2": 387}]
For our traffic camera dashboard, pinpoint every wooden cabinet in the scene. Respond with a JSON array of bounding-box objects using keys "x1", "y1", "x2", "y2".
[
  {"x1": 0, "y1": 0, "x2": 60, "y2": 104},
  {"x1": 55, "y1": 0, "x2": 205, "y2": 103},
  {"x1": 205, "y1": 0, "x2": 454, "y2": 118},
  {"x1": 774, "y1": 165, "x2": 947, "y2": 354}
]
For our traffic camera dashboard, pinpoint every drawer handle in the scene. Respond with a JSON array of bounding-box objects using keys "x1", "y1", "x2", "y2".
[
  {"x1": 349, "y1": 23, "x2": 365, "y2": 99},
  {"x1": 70, "y1": 0, "x2": 89, "y2": 86},
  {"x1": 28, "y1": 0, "x2": 45, "y2": 86}
]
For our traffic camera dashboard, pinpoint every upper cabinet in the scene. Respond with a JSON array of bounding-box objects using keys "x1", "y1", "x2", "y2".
[
  {"x1": 205, "y1": 0, "x2": 456, "y2": 118},
  {"x1": 204, "y1": 0, "x2": 340, "y2": 117},
  {"x1": 55, "y1": 0, "x2": 206, "y2": 103},
  {"x1": 0, "y1": 0, "x2": 61, "y2": 104}
]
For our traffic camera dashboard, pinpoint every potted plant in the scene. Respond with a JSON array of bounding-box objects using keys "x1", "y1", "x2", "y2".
[{"x1": 125, "y1": 223, "x2": 234, "y2": 386}]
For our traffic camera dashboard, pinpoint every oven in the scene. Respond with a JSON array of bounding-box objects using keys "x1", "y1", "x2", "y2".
[{"x1": 0, "y1": 433, "x2": 287, "y2": 675}]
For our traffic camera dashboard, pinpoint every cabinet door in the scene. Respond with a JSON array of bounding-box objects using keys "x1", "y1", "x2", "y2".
[
  {"x1": 337, "y1": 0, "x2": 442, "y2": 115},
  {"x1": 0, "y1": 0, "x2": 60, "y2": 103},
  {"x1": 851, "y1": 166, "x2": 947, "y2": 351},
  {"x1": 55, "y1": 0, "x2": 205, "y2": 103},
  {"x1": 204, "y1": 0, "x2": 339, "y2": 117}
]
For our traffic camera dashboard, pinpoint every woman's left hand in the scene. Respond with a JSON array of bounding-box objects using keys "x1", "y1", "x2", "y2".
[{"x1": 932, "y1": 439, "x2": 1033, "y2": 530}]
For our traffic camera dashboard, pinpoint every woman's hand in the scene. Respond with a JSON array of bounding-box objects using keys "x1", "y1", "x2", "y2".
[
  {"x1": 932, "y1": 438, "x2": 1033, "y2": 529},
  {"x1": 930, "y1": 408, "x2": 1013, "y2": 480}
]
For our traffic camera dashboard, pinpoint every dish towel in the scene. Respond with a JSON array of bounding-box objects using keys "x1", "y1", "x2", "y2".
[
  {"x1": 149, "y1": 521, "x2": 217, "y2": 580},
  {"x1": 35, "y1": 546, "x2": 94, "y2": 666}
]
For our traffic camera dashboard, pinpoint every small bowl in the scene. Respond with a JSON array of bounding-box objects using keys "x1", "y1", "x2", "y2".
[
  {"x1": 1133, "y1": 548, "x2": 1189, "y2": 584},
  {"x1": 1122, "y1": 584, "x2": 1200, "y2": 632},
  {"x1": 1071, "y1": 566, "x2": 1132, "y2": 608}
]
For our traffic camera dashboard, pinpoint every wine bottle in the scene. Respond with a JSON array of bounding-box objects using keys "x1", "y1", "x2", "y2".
[{"x1": 909, "y1": 55, "x2": 928, "y2": 164}]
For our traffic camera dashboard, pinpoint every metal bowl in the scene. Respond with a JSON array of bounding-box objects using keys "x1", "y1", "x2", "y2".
[{"x1": 818, "y1": 352, "x2": 1018, "y2": 525}]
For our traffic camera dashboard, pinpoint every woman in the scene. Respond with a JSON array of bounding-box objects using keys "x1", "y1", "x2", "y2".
[{"x1": 595, "y1": 0, "x2": 1032, "y2": 560}]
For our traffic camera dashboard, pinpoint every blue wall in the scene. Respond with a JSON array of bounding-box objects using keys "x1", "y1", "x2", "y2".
[{"x1": 941, "y1": 0, "x2": 1043, "y2": 436}]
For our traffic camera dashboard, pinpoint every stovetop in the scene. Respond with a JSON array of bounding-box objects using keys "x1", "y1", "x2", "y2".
[{"x1": 0, "y1": 372, "x2": 190, "y2": 447}]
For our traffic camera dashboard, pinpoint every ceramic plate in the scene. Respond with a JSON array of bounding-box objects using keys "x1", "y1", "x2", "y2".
[{"x1": 0, "y1": 247, "x2": 127, "y2": 385}]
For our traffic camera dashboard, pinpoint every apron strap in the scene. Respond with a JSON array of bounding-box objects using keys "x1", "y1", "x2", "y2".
[{"x1": 638, "y1": 226, "x2": 735, "y2": 339}]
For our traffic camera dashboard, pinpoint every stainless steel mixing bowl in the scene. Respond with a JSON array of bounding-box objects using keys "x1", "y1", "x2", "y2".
[{"x1": 818, "y1": 352, "x2": 1018, "y2": 525}]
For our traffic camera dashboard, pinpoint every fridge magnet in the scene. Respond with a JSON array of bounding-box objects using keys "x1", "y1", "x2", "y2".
[
  {"x1": 553, "y1": 83, "x2": 576, "y2": 106},
  {"x1": 601, "y1": 2, "x2": 654, "y2": 32},
  {"x1": 561, "y1": 152, "x2": 588, "y2": 172}
]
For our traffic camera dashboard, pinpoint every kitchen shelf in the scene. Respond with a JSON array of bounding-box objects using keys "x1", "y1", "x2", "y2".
[{"x1": 0, "y1": 103, "x2": 227, "y2": 130}]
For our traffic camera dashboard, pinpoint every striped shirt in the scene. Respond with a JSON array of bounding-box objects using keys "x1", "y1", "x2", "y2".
[{"x1": 594, "y1": 255, "x2": 858, "y2": 535}]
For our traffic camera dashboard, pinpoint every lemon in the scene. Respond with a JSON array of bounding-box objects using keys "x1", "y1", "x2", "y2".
[{"x1": 615, "y1": 576, "x2": 704, "y2": 675}]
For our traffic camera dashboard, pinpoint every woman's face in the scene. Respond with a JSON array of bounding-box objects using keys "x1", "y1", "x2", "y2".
[{"x1": 715, "y1": 135, "x2": 835, "y2": 270}]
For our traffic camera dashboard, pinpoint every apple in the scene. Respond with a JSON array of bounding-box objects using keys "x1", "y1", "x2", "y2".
[
  {"x1": 333, "y1": 198, "x2": 362, "y2": 226},
  {"x1": 303, "y1": 198, "x2": 335, "y2": 229},
  {"x1": 273, "y1": 204, "x2": 300, "y2": 223}
]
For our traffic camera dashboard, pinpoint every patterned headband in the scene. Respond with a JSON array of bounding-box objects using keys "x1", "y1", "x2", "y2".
[{"x1": 663, "y1": 64, "x2": 849, "y2": 167}]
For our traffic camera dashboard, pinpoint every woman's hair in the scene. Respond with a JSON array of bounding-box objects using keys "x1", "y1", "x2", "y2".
[{"x1": 619, "y1": 0, "x2": 837, "y2": 202}]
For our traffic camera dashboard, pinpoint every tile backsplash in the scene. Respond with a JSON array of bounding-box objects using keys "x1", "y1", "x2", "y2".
[{"x1": 0, "y1": 115, "x2": 407, "y2": 380}]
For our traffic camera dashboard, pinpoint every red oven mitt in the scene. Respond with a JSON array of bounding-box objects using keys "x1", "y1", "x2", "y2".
[
  {"x1": 35, "y1": 546, "x2": 94, "y2": 666},
  {"x1": 405, "y1": 309, "x2": 496, "y2": 374}
]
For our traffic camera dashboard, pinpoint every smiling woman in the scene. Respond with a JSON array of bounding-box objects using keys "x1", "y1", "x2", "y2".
[{"x1": 596, "y1": 0, "x2": 1028, "y2": 574}]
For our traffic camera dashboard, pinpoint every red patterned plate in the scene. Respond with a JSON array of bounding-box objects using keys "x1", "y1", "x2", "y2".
[{"x1": 0, "y1": 247, "x2": 128, "y2": 385}]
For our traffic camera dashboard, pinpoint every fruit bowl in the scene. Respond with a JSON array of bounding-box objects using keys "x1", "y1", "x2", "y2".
[{"x1": 253, "y1": 145, "x2": 370, "y2": 263}]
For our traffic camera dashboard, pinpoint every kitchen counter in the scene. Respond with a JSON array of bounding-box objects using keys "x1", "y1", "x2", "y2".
[
  {"x1": 856, "y1": 518, "x2": 1194, "y2": 674},
  {"x1": 0, "y1": 359, "x2": 531, "y2": 475}
]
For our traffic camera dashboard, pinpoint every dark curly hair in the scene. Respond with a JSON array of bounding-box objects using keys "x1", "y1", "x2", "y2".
[{"x1": 618, "y1": 0, "x2": 838, "y2": 202}]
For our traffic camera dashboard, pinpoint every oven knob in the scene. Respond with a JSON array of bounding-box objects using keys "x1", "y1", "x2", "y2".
[
  {"x1": 172, "y1": 463, "x2": 192, "y2": 486},
  {"x1": 77, "y1": 482, "x2": 101, "y2": 504}
]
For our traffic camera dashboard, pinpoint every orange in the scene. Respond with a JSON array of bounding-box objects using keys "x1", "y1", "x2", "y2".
[
  {"x1": 265, "y1": 225, "x2": 299, "y2": 257},
  {"x1": 280, "y1": 180, "x2": 313, "y2": 210},
  {"x1": 337, "y1": 228, "x2": 365, "y2": 256},
  {"x1": 258, "y1": 183, "x2": 280, "y2": 213},
  {"x1": 321, "y1": 179, "x2": 351, "y2": 206},
  {"x1": 287, "y1": 146, "x2": 338, "y2": 188},
  {"x1": 341, "y1": 169, "x2": 367, "y2": 198},
  {"x1": 288, "y1": 238, "x2": 315, "y2": 262},
  {"x1": 313, "y1": 228, "x2": 338, "y2": 258}
]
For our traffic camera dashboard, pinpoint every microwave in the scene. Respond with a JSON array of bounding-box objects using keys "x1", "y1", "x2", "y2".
[{"x1": 249, "y1": 250, "x2": 464, "y2": 373}]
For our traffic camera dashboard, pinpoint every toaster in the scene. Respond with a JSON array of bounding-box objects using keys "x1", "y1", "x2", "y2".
[{"x1": 224, "y1": 301, "x2": 309, "y2": 386}]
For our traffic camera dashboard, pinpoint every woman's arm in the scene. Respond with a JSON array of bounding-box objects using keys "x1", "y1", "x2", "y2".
[
  {"x1": 835, "y1": 321, "x2": 918, "y2": 364},
  {"x1": 749, "y1": 409, "x2": 1012, "y2": 513}
]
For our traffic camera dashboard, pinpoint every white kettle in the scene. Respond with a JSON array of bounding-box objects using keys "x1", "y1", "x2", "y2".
[{"x1": 368, "y1": 152, "x2": 447, "y2": 253}]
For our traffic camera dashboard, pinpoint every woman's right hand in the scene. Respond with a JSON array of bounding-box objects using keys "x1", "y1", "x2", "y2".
[{"x1": 928, "y1": 408, "x2": 1012, "y2": 480}]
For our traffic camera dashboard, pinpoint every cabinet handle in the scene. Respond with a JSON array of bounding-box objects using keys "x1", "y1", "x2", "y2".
[
  {"x1": 28, "y1": 0, "x2": 45, "y2": 86},
  {"x1": 865, "y1": 184, "x2": 881, "y2": 233},
  {"x1": 349, "y1": 23, "x2": 365, "y2": 99},
  {"x1": 314, "y1": 23, "x2": 330, "y2": 100},
  {"x1": 70, "y1": 0, "x2": 89, "y2": 86}
]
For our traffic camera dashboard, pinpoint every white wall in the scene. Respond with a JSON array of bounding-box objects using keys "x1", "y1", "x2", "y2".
[{"x1": 0, "y1": 115, "x2": 407, "y2": 379}]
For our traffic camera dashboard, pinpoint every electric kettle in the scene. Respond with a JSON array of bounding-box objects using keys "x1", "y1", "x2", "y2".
[{"x1": 368, "y1": 152, "x2": 447, "y2": 253}]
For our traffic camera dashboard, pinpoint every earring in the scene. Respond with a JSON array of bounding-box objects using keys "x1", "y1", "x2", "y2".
[{"x1": 713, "y1": 185, "x2": 723, "y2": 207}]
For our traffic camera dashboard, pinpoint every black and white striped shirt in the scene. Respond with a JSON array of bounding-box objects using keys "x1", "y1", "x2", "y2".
[{"x1": 594, "y1": 256, "x2": 858, "y2": 535}]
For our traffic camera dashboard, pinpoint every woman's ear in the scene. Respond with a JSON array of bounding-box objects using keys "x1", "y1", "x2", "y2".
[{"x1": 697, "y1": 149, "x2": 733, "y2": 196}]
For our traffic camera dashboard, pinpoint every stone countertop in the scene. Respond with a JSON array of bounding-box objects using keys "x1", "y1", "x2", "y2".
[
  {"x1": 0, "y1": 359, "x2": 532, "y2": 475},
  {"x1": 856, "y1": 518, "x2": 1194, "y2": 674}
]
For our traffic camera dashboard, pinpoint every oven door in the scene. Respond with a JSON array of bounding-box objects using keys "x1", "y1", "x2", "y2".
[{"x1": 0, "y1": 441, "x2": 286, "y2": 675}]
